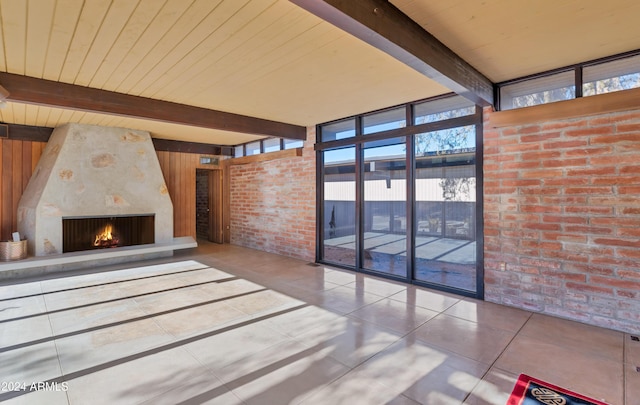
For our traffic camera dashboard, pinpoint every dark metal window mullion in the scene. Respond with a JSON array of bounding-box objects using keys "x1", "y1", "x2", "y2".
[
  {"x1": 405, "y1": 104, "x2": 415, "y2": 283},
  {"x1": 575, "y1": 66, "x2": 583, "y2": 98},
  {"x1": 355, "y1": 116, "x2": 364, "y2": 271},
  {"x1": 474, "y1": 108, "x2": 485, "y2": 300},
  {"x1": 315, "y1": 136, "x2": 324, "y2": 263}
]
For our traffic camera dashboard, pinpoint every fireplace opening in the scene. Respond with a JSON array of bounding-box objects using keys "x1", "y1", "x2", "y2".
[{"x1": 62, "y1": 215, "x2": 155, "y2": 253}]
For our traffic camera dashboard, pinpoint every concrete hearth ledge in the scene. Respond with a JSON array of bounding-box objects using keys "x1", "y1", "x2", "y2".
[{"x1": 0, "y1": 237, "x2": 197, "y2": 281}]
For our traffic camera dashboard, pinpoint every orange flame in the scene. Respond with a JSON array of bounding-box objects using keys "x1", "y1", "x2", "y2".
[{"x1": 94, "y1": 224, "x2": 115, "y2": 246}]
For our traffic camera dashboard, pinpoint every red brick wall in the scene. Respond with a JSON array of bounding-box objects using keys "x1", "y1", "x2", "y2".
[
  {"x1": 229, "y1": 128, "x2": 316, "y2": 261},
  {"x1": 483, "y1": 107, "x2": 640, "y2": 333}
]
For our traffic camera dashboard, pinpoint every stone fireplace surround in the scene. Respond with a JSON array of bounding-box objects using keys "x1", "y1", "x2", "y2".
[{"x1": 17, "y1": 123, "x2": 175, "y2": 257}]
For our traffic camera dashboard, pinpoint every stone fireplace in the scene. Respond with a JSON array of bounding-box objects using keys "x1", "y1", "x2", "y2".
[{"x1": 18, "y1": 123, "x2": 174, "y2": 256}]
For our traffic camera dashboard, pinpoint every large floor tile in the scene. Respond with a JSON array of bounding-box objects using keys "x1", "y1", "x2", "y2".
[
  {"x1": 215, "y1": 339, "x2": 350, "y2": 405},
  {"x1": 625, "y1": 333, "x2": 640, "y2": 365},
  {"x1": 185, "y1": 322, "x2": 290, "y2": 372},
  {"x1": 65, "y1": 347, "x2": 219, "y2": 405},
  {"x1": 173, "y1": 266, "x2": 236, "y2": 284},
  {"x1": 444, "y1": 299, "x2": 531, "y2": 333},
  {"x1": 197, "y1": 278, "x2": 268, "y2": 301},
  {"x1": 349, "y1": 298, "x2": 438, "y2": 334},
  {"x1": 295, "y1": 316, "x2": 403, "y2": 368},
  {"x1": 224, "y1": 289, "x2": 305, "y2": 317},
  {"x1": 0, "y1": 281, "x2": 43, "y2": 300},
  {"x1": 348, "y1": 335, "x2": 489, "y2": 404},
  {"x1": 300, "y1": 370, "x2": 420, "y2": 405},
  {"x1": 463, "y1": 367, "x2": 518, "y2": 405},
  {"x1": 389, "y1": 287, "x2": 461, "y2": 312},
  {"x1": 495, "y1": 334, "x2": 623, "y2": 405},
  {"x1": 42, "y1": 285, "x2": 132, "y2": 312},
  {"x1": 141, "y1": 381, "x2": 244, "y2": 405},
  {"x1": 0, "y1": 341, "x2": 62, "y2": 384},
  {"x1": 151, "y1": 301, "x2": 249, "y2": 339},
  {"x1": 263, "y1": 305, "x2": 343, "y2": 338},
  {"x1": 321, "y1": 269, "x2": 358, "y2": 286},
  {"x1": 0, "y1": 314, "x2": 53, "y2": 347},
  {"x1": 344, "y1": 277, "x2": 406, "y2": 298},
  {"x1": 313, "y1": 285, "x2": 385, "y2": 315},
  {"x1": 281, "y1": 276, "x2": 341, "y2": 293},
  {"x1": 48, "y1": 298, "x2": 145, "y2": 335},
  {"x1": 0, "y1": 295, "x2": 48, "y2": 321},
  {"x1": 133, "y1": 285, "x2": 217, "y2": 314},
  {"x1": 54, "y1": 318, "x2": 175, "y2": 375},
  {"x1": 519, "y1": 313, "x2": 624, "y2": 362},
  {"x1": 0, "y1": 389, "x2": 69, "y2": 405},
  {"x1": 625, "y1": 361, "x2": 640, "y2": 405},
  {"x1": 413, "y1": 314, "x2": 515, "y2": 364},
  {"x1": 38, "y1": 260, "x2": 210, "y2": 293}
]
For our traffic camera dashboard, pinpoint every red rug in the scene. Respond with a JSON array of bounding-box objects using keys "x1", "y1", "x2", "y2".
[{"x1": 507, "y1": 374, "x2": 610, "y2": 405}]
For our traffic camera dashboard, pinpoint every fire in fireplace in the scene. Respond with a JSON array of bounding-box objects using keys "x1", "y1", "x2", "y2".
[
  {"x1": 94, "y1": 224, "x2": 119, "y2": 248},
  {"x1": 63, "y1": 215, "x2": 155, "y2": 253}
]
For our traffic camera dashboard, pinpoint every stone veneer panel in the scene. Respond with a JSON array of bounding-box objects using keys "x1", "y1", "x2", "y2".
[{"x1": 18, "y1": 123, "x2": 174, "y2": 256}]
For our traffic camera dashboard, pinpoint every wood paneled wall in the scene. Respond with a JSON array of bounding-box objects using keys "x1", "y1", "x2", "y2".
[
  {"x1": 156, "y1": 150, "x2": 198, "y2": 238},
  {"x1": 0, "y1": 139, "x2": 46, "y2": 240},
  {"x1": 0, "y1": 138, "x2": 218, "y2": 241}
]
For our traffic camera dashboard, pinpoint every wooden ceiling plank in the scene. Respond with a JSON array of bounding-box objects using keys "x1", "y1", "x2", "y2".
[
  {"x1": 108, "y1": 0, "x2": 223, "y2": 93},
  {"x1": 43, "y1": 0, "x2": 84, "y2": 81},
  {"x1": 149, "y1": 0, "x2": 290, "y2": 100},
  {"x1": 0, "y1": 72, "x2": 307, "y2": 140},
  {"x1": 25, "y1": 0, "x2": 56, "y2": 78},
  {"x1": 89, "y1": 0, "x2": 185, "y2": 89},
  {"x1": 12, "y1": 102, "x2": 26, "y2": 125},
  {"x1": 182, "y1": 7, "x2": 326, "y2": 103},
  {"x1": 58, "y1": 0, "x2": 112, "y2": 84},
  {"x1": 127, "y1": 0, "x2": 251, "y2": 96},
  {"x1": 1, "y1": 0, "x2": 27, "y2": 74},
  {"x1": 196, "y1": 18, "x2": 339, "y2": 103},
  {"x1": 34, "y1": 105, "x2": 53, "y2": 127},
  {"x1": 74, "y1": 0, "x2": 141, "y2": 87},
  {"x1": 290, "y1": 0, "x2": 494, "y2": 106}
]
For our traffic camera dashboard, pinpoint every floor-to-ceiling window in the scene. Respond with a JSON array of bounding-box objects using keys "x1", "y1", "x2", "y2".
[
  {"x1": 317, "y1": 94, "x2": 483, "y2": 298},
  {"x1": 363, "y1": 138, "x2": 407, "y2": 277}
]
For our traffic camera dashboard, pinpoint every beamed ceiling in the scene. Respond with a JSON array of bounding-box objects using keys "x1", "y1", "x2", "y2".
[{"x1": 0, "y1": 0, "x2": 639, "y2": 146}]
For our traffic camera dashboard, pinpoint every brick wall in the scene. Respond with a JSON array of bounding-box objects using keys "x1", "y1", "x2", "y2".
[
  {"x1": 229, "y1": 128, "x2": 316, "y2": 261},
  {"x1": 484, "y1": 107, "x2": 640, "y2": 333}
]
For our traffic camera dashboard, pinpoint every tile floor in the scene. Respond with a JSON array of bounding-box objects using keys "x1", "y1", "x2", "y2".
[{"x1": 0, "y1": 242, "x2": 637, "y2": 404}]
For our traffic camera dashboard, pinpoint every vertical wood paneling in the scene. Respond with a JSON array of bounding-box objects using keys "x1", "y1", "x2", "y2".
[
  {"x1": 0, "y1": 140, "x2": 3, "y2": 238},
  {"x1": 2, "y1": 140, "x2": 14, "y2": 239},
  {"x1": 153, "y1": 150, "x2": 213, "y2": 239},
  {"x1": 22, "y1": 140, "x2": 32, "y2": 192},
  {"x1": 12, "y1": 141, "x2": 22, "y2": 232}
]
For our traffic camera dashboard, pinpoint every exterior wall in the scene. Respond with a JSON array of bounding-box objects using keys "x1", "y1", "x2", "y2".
[
  {"x1": 229, "y1": 128, "x2": 316, "y2": 261},
  {"x1": 483, "y1": 107, "x2": 640, "y2": 333}
]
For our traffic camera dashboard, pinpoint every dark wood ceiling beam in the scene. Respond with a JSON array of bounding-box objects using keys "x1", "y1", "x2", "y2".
[
  {"x1": 290, "y1": 0, "x2": 494, "y2": 107},
  {"x1": 0, "y1": 72, "x2": 307, "y2": 140},
  {"x1": 0, "y1": 122, "x2": 233, "y2": 155},
  {"x1": 0, "y1": 123, "x2": 53, "y2": 142}
]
